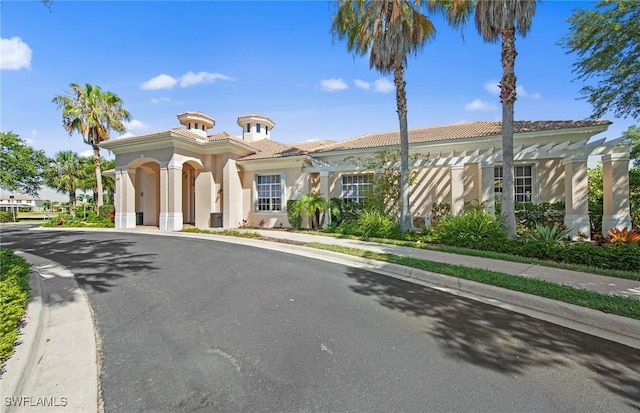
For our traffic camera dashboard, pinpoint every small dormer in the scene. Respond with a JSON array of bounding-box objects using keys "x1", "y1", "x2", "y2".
[
  {"x1": 237, "y1": 114, "x2": 275, "y2": 143},
  {"x1": 177, "y1": 111, "x2": 215, "y2": 138}
]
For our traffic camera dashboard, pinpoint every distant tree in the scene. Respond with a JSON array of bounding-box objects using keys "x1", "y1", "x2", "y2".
[
  {"x1": 621, "y1": 125, "x2": 640, "y2": 167},
  {"x1": 559, "y1": 0, "x2": 640, "y2": 120},
  {"x1": 0, "y1": 131, "x2": 50, "y2": 196},
  {"x1": 332, "y1": 0, "x2": 435, "y2": 231},
  {"x1": 80, "y1": 156, "x2": 115, "y2": 203},
  {"x1": 52, "y1": 83, "x2": 131, "y2": 208},
  {"x1": 44, "y1": 150, "x2": 88, "y2": 208}
]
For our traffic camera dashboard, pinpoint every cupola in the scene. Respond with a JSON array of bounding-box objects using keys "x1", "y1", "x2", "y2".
[
  {"x1": 177, "y1": 111, "x2": 215, "y2": 138},
  {"x1": 237, "y1": 114, "x2": 275, "y2": 142}
]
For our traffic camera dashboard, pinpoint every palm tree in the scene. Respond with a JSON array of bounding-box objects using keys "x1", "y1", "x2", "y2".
[
  {"x1": 429, "y1": 0, "x2": 537, "y2": 237},
  {"x1": 44, "y1": 150, "x2": 88, "y2": 209},
  {"x1": 52, "y1": 83, "x2": 131, "y2": 208},
  {"x1": 298, "y1": 193, "x2": 328, "y2": 230},
  {"x1": 332, "y1": 0, "x2": 435, "y2": 231}
]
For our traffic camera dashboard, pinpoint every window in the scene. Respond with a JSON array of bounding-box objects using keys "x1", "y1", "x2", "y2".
[
  {"x1": 256, "y1": 123, "x2": 261, "y2": 133},
  {"x1": 256, "y1": 174, "x2": 282, "y2": 211},
  {"x1": 194, "y1": 123, "x2": 199, "y2": 130},
  {"x1": 265, "y1": 126, "x2": 269, "y2": 135},
  {"x1": 341, "y1": 174, "x2": 371, "y2": 203},
  {"x1": 247, "y1": 123, "x2": 251, "y2": 133},
  {"x1": 494, "y1": 165, "x2": 533, "y2": 203}
]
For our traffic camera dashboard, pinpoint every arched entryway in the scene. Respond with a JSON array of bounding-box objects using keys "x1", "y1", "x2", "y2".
[
  {"x1": 182, "y1": 162, "x2": 198, "y2": 225},
  {"x1": 129, "y1": 159, "x2": 161, "y2": 227}
]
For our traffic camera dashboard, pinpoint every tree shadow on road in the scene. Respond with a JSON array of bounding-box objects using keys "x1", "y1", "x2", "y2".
[
  {"x1": 3, "y1": 230, "x2": 158, "y2": 295},
  {"x1": 344, "y1": 266, "x2": 640, "y2": 409}
]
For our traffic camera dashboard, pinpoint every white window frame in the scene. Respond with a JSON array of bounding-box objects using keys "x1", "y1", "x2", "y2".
[
  {"x1": 494, "y1": 164, "x2": 535, "y2": 203},
  {"x1": 341, "y1": 174, "x2": 372, "y2": 203},
  {"x1": 254, "y1": 173, "x2": 285, "y2": 212}
]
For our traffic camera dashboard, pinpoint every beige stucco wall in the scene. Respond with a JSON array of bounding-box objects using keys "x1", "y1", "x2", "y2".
[{"x1": 537, "y1": 159, "x2": 565, "y2": 203}]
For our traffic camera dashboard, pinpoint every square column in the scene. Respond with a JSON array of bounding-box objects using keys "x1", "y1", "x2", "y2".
[
  {"x1": 222, "y1": 155, "x2": 242, "y2": 228},
  {"x1": 114, "y1": 168, "x2": 136, "y2": 229},
  {"x1": 480, "y1": 162, "x2": 495, "y2": 215},
  {"x1": 563, "y1": 157, "x2": 590, "y2": 240},
  {"x1": 319, "y1": 170, "x2": 330, "y2": 227},
  {"x1": 602, "y1": 153, "x2": 632, "y2": 232},
  {"x1": 159, "y1": 163, "x2": 183, "y2": 231},
  {"x1": 450, "y1": 165, "x2": 464, "y2": 215}
]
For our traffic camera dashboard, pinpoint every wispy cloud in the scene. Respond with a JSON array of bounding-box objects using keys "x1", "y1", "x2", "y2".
[
  {"x1": 320, "y1": 78, "x2": 348, "y2": 92},
  {"x1": 79, "y1": 149, "x2": 94, "y2": 157},
  {"x1": 354, "y1": 79, "x2": 371, "y2": 90},
  {"x1": 141, "y1": 71, "x2": 234, "y2": 90},
  {"x1": 116, "y1": 132, "x2": 135, "y2": 140},
  {"x1": 0, "y1": 37, "x2": 32, "y2": 70},
  {"x1": 465, "y1": 98, "x2": 496, "y2": 111},
  {"x1": 124, "y1": 119, "x2": 148, "y2": 131},
  {"x1": 483, "y1": 79, "x2": 542, "y2": 99},
  {"x1": 373, "y1": 78, "x2": 394, "y2": 93},
  {"x1": 141, "y1": 74, "x2": 177, "y2": 90},
  {"x1": 150, "y1": 97, "x2": 171, "y2": 104}
]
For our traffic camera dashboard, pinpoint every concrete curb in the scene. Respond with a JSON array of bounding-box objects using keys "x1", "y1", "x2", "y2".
[{"x1": 0, "y1": 252, "x2": 99, "y2": 413}]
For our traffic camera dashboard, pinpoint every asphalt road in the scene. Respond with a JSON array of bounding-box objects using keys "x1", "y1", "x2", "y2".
[{"x1": 2, "y1": 226, "x2": 640, "y2": 412}]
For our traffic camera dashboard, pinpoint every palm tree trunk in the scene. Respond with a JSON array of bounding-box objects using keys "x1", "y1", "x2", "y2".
[
  {"x1": 394, "y1": 65, "x2": 412, "y2": 231},
  {"x1": 500, "y1": 28, "x2": 518, "y2": 238},
  {"x1": 93, "y1": 144, "x2": 104, "y2": 208}
]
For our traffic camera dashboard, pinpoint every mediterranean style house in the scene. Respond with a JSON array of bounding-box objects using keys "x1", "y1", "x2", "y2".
[{"x1": 100, "y1": 111, "x2": 632, "y2": 239}]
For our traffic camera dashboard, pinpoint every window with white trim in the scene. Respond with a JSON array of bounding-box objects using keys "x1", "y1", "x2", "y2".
[
  {"x1": 256, "y1": 174, "x2": 282, "y2": 211},
  {"x1": 494, "y1": 165, "x2": 533, "y2": 203},
  {"x1": 341, "y1": 174, "x2": 371, "y2": 203},
  {"x1": 256, "y1": 123, "x2": 261, "y2": 133}
]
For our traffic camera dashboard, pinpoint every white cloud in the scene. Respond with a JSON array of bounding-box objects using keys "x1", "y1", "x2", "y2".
[
  {"x1": 483, "y1": 80, "x2": 542, "y2": 99},
  {"x1": 465, "y1": 98, "x2": 496, "y2": 111},
  {"x1": 320, "y1": 78, "x2": 348, "y2": 92},
  {"x1": 1, "y1": 37, "x2": 32, "y2": 70},
  {"x1": 517, "y1": 85, "x2": 542, "y2": 99},
  {"x1": 179, "y1": 71, "x2": 233, "y2": 87},
  {"x1": 116, "y1": 132, "x2": 135, "y2": 139},
  {"x1": 483, "y1": 80, "x2": 500, "y2": 96},
  {"x1": 354, "y1": 79, "x2": 371, "y2": 90},
  {"x1": 374, "y1": 78, "x2": 394, "y2": 93},
  {"x1": 124, "y1": 119, "x2": 148, "y2": 131},
  {"x1": 150, "y1": 97, "x2": 171, "y2": 104},
  {"x1": 141, "y1": 74, "x2": 177, "y2": 90},
  {"x1": 79, "y1": 149, "x2": 94, "y2": 157}
]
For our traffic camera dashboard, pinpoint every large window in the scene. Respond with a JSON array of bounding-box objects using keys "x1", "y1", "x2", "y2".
[
  {"x1": 494, "y1": 165, "x2": 533, "y2": 203},
  {"x1": 256, "y1": 174, "x2": 282, "y2": 211},
  {"x1": 341, "y1": 174, "x2": 371, "y2": 203}
]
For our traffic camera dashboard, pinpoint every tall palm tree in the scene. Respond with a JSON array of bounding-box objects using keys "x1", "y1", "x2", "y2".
[
  {"x1": 44, "y1": 150, "x2": 88, "y2": 209},
  {"x1": 429, "y1": 0, "x2": 537, "y2": 237},
  {"x1": 52, "y1": 83, "x2": 131, "y2": 208},
  {"x1": 332, "y1": 0, "x2": 435, "y2": 231}
]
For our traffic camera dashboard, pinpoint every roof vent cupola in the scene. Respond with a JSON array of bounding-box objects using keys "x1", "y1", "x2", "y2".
[
  {"x1": 237, "y1": 114, "x2": 275, "y2": 143},
  {"x1": 177, "y1": 111, "x2": 215, "y2": 138}
]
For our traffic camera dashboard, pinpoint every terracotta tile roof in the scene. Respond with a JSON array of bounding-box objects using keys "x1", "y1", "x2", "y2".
[
  {"x1": 311, "y1": 120, "x2": 612, "y2": 153},
  {"x1": 238, "y1": 139, "x2": 338, "y2": 161}
]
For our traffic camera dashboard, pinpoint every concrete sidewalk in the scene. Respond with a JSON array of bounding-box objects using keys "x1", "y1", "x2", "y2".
[{"x1": 0, "y1": 252, "x2": 99, "y2": 413}]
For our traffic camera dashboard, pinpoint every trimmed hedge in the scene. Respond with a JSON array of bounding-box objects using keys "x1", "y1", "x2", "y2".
[
  {"x1": 0, "y1": 248, "x2": 31, "y2": 367},
  {"x1": 0, "y1": 211, "x2": 13, "y2": 223}
]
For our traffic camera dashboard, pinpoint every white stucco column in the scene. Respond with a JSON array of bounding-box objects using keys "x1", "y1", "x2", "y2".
[
  {"x1": 222, "y1": 155, "x2": 242, "y2": 228},
  {"x1": 159, "y1": 162, "x2": 183, "y2": 231},
  {"x1": 480, "y1": 162, "x2": 495, "y2": 215},
  {"x1": 563, "y1": 157, "x2": 590, "y2": 240},
  {"x1": 450, "y1": 165, "x2": 464, "y2": 215},
  {"x1": 195, "y1": 156, "x2": 215, "y2": 229},
  {"x1": 114, "y1": 168, "x2": 136, "y2": 229},
  {"x1": 319, "y1": 170, "x2": 330, "y2": 227},
  {"x1": 602, "y1": 153, "x2": 632, "y2": 232}
]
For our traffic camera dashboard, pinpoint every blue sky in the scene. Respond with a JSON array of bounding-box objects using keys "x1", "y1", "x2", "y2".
[{"x1": 1, "y1": 0, "x2": 637, "y2": 199}]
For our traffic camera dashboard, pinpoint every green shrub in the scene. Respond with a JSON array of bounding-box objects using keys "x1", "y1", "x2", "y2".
[
  {"x1": 526, "y1": 223, "x2": 572, "y2": 244},
  {"x1": 98, "y1": 205, "x2": 115, "y2": 221},
  {"x1": 330, "y1": 198, "x2": 362, "y2": 225},
  {"x1": 515, "y1": 201, "x2": 565, "y2": 230},
  {"x1": 357, "y1": 210, "x2": 402, "y2": 239},
  {"x1": 0, "y1": 211, "x2": 13, "y2": 223},
  {"x1": 286, "y1": 199, "x2": 302, "y2": 230},
  {"x1": 434, "y1": 209, "x2": 507, "y2": 248},
  {"x1": 0, "y1": 248, "x2": 31, "y2": 367},
  {"x1": 556, "y1": 242, "x2": 640, "y2": 272}
]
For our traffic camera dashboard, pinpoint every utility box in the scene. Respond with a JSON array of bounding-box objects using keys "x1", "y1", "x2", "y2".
[
  {"x1": 210, "y1": 212, "x2": 223, "y2": 228},
  {"x1": 136, "y1": 212, "x2": 143, "y2": 225}
]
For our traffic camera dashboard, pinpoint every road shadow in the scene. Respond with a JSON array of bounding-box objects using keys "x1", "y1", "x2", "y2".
[
  {"x1": 2, "y1": 230, "x2": 158, "y2": 295},
  {"x1": 344, "y1": 266, "x2": 640, "y2": 409}
]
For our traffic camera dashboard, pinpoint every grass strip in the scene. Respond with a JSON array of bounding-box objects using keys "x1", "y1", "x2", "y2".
[
  {"x1": 308, "y1": 243, "x2": 640, "y2": 320},
  {"x1": 181, "y1": 228, "x2": 262, "y2": 238},
  {"x1": 294, "y1": 230, "x2": 640, "y2": 282},
  {"x1": 0, "y1": 248, "x2": 31, "y2": 368}
]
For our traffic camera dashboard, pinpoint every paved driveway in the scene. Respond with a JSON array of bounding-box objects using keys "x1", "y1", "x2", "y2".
[{"x1": 3, "y1": 227, "x2": 640, "y2": 412}]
